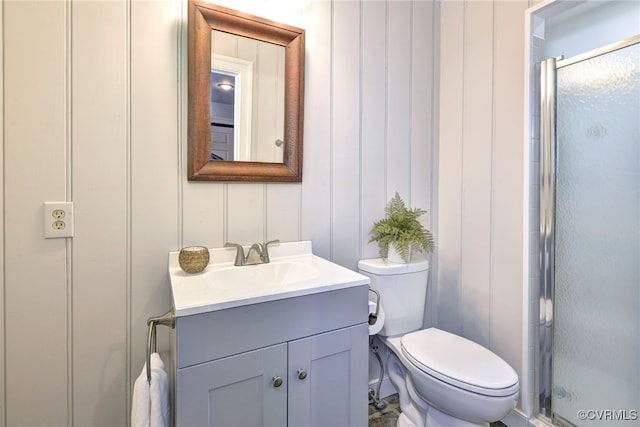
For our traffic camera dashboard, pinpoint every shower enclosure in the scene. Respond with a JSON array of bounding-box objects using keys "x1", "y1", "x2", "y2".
[{"x1": 539, "y1": 35, "x2": 640, "y2": 426}]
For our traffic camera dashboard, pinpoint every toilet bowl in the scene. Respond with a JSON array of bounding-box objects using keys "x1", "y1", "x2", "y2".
[
  {"x1": 359, "y1": 257, "x2": 519, "y2": 427},
  {"x1": 386, "y1": 330, "x2": 519, "y2": 426}
]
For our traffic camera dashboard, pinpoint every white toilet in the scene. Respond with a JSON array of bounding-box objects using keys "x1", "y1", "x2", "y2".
[{"x1": 359, "y1": 257, "x2": 519, "y2": 427}]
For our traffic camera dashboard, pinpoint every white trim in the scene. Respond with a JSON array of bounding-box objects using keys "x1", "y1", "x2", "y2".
[
  {"x1": 212, "y1": 53, "x2": 253, "y2": 161},
  {"x1": 502, "y1": 408, "x2": 530, "y2": 427},
  {"x1": 522, "y1": 3, "x2": 535, "y2": 418},
  {"x1": 0, "y1": 0, "x2": 5, "y2": 424},
  {"x1": 529, "y1": 415, "x2": 555, "y2": 427}
]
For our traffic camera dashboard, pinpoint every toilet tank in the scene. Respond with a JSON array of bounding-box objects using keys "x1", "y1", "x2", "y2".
[{"x1": 358, "y1": 257, "x2": 429, "y2": 337}]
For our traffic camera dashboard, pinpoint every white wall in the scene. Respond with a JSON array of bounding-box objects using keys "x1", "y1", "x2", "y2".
[
  {"x1": 3, "y1": 0, "x2": 563, "y2": 422},
  {"x1": 0, "y1": 0, "x2": 437, "y2": 425},
  {"x1": 436, "y1": 0, "x2": 538, "y2": 415}
]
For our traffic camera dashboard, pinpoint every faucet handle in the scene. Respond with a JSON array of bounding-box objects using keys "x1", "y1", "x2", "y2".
[
  {"x1": 261, "y1": 240, "x2": 280, "y2": 263},
  {"x1": 224, "y1": 242, "x2": 245, "y2": 266}
]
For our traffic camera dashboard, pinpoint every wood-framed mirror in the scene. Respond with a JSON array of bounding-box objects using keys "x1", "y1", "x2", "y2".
[{"x1": 188, "y1": 1, "x2": 305, "y2": 182}]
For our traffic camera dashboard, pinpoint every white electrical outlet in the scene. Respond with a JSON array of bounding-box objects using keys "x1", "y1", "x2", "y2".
[{"x1": 44, "y1": 202, "x2": 74, "y2": 238}]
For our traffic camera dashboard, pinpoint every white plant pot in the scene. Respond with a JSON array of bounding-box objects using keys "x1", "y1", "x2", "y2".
[{"x1": 387, "y1": 245, "x2": 410, "y2": 264}]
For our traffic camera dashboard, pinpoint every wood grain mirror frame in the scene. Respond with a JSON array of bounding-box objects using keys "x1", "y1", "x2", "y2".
[{"x1": 188, "y1": 1, "x2": 305, "y2": 182}]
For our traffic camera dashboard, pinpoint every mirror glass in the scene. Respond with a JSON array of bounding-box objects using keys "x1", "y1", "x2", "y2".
[
  {"x1": 188, "y1": 1, "x2": 305, "y2": 182},
  {"x1": 210, "y1": 31, "x2": 285, "y2": 163}
]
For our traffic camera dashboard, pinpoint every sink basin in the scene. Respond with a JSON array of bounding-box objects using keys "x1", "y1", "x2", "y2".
[
  {"x1": 169, "y1": 241, "x2": 369, "y2": 316},
  {"x1": 207, "y1": 260, "x2": 319, "y2": 290}
]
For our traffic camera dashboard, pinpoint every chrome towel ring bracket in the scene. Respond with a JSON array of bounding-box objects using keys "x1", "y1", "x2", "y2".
[{"x1": 146, "y1": 310, "x2": 175, "y2": 383}]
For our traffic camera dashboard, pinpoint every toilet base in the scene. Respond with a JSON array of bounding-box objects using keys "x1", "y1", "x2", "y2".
[
  {"x1": 397, "y1": 408, "x2": 488, "y2": 427},
  {"x1": 395, "y1": 382, "x2": 488, "y2": 427},
  {"x1": 397, "y1": 412, "x2": 416, "y2": 427},
  {"x1": 387, "y1": 349, "x2": 489, "y2": 427},
  {"x1": 424, "y1": 406, "x2": 487, "y2": 427}
]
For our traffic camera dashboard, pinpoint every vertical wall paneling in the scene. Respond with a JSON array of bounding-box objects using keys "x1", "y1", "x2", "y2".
[
  {"x1": 226, "y1": 185, "x2": 265, "y2": 244},
  {"x1": 460, "y1": 0, "x2": 494, "y2": 348},
  {"x1": 0, "y1": 0, "x2": 535, "y2": 420},
  {"x1": 301, "y1": 0, "x2": 332, "y2": 260},
  {"x1": 72, "y1": 1, "x2": 129, "y2": 424},
  {"x1": 178, "y1": 0, "x2": 187, "y2": 249},
  {"x1": 181, "y1": 0, "x2": 224, "y2": 249},
  {"x1": 4, "y1": 1, "x2": 69, "y2": 425},
  {"x1": 410, "y1": 1, "x2": 435, "y2": 226},
  {"x1": 64, "y1": 1, "x2": 74, "y2": 419},
  {"x1": 182, "y1": 184, "x2": 226, "y2": 248},
  {"x1": 360, "y1": 1, "x2": 387, "y2": 261},
  {"x1": 386, "y1": 2, "x2": 412, "y2": 201},
  {"x1": 181, "y1": 0, "x2": 224, "y2": 251},
  {"x1": 331, "y1": 0, "x2": 361, "y2": 270},
  {"x1": 0, "y1": 0, "x2": 4, "y2": 421},
  {"x1": 130, "y1": 0, "x2": 181, "y2": 420},
  {"x1": 266, "y1": 184, "x2": 301, "y2": 243},
  {"x1": 411, "y1": 1, "x2": 436, "y2": 327},
  {"x1": 436, "y1": 0, "x2": 465, "y2": 334},
  {"x1": 491, "y1": 0, "x2": 526, "y2": 391},
  {"x1": 437, "y1": 0, "x2": 526, "y2": 411}
]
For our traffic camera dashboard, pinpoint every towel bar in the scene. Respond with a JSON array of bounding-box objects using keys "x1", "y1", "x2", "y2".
[{"x1": 146, "y1": 309, "x2": 175, "y2": 382}]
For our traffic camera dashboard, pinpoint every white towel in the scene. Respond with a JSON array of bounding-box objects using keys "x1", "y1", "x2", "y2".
[{"x1": 132, "y1": 353, "x2": 170, "y2": 427}]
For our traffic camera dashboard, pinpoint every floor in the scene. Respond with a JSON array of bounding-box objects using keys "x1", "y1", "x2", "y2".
[{"x1": 368, "y1": 394, "x2": 508, "y2": 427}]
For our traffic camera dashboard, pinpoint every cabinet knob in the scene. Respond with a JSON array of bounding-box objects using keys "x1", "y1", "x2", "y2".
[
  {"x1": 297, "y1": 369, "x2": 307, "y2": 380},
  {"x1": 272, "y1": 376, "x2": 283, "y2": 388}
]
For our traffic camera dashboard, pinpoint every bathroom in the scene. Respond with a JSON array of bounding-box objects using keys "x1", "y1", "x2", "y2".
[{"x1": 1, "y1": 0, "x2": 638, "y2": 426}]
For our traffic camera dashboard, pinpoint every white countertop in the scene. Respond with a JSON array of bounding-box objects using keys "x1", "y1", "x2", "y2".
[{"x1": 169, "y1": 241, "x2": 369, "y2": 317}]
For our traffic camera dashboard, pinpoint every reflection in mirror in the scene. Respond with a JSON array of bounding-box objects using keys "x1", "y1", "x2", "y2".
[
  {"x1": 210, "y1": 54, "x2": 251, "y2": 161},
  {"x1": 188, "y1": 1, "x2": 305, "y2": 182},
  {"x1": 211, "y1": 31, "x2": 285, "y2": 163},
  {"x1": 210, "y1": 71, "x2": 236, "y2": 161}
]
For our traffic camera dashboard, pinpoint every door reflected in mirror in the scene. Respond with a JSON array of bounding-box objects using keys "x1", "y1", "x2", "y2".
[{"x1": 210, "y1": 30, "x2": 285, "y2": 163}]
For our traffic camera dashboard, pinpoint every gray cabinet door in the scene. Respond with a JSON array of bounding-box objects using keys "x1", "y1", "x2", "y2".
[
  {"x1": 287, "y1": 324, "x2": 368, "y2": 427},
  {"x1": 176, "y1": 343, "x2": 287, "y2": 427}
]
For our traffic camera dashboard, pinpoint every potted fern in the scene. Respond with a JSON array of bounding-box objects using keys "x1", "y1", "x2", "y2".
[{"x1": 369, "y1": 192, "x2": 435, "y2": 263}]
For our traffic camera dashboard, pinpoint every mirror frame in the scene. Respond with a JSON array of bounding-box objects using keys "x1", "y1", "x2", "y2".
[{"x1": 188, "y1": 1, "x2": 305, "y2": 182}]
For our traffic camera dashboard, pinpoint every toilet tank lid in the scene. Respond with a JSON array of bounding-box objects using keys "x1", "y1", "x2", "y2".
[{"x1": 358, "y1": 257, "x2": 429, "y2": 275}]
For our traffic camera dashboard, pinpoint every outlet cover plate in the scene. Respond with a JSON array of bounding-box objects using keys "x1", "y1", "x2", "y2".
[{"x1": 44, "y1": 202, "x2": 74, "y2": 238}]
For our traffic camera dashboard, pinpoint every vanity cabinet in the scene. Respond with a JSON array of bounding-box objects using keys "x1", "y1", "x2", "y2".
[{"x1": 172, "y1": 285, "x2": 368, "y2": 427}]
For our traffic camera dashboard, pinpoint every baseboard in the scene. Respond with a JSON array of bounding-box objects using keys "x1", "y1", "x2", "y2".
[
  {"x1": 504, "y1": 411, "x2": 556, "y2": 427},
  {"x1": 501, "y1": 408, "x2": 530, "y2": 427},
  {"x1": 528, "y1": 415, "x2": 555, "y2": 427}
]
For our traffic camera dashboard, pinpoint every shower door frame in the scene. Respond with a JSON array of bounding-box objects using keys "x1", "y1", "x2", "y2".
[{"x1": 538, "y1": 33, "x2": 640, "y2": 424}]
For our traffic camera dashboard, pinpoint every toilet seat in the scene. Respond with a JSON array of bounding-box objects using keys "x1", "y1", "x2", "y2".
[{"x1": 400, "y1": 328, "x2": 519, "y2": 397}]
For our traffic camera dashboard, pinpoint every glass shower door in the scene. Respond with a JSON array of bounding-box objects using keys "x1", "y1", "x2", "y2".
[{"x1": 552, "y1": 41, "x2": 640, "y2": 426}]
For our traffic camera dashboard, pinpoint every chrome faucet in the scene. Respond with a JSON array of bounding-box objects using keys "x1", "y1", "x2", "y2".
[
  {"x1": 224, "y1": 240, "x2": 280, "y2": 266},
  {"x1": 223, "y1": 243, "x2": 246, "y2": 266},
  {"x1": 259, "y1": 240, "x2": 279, "y2": 263}
]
